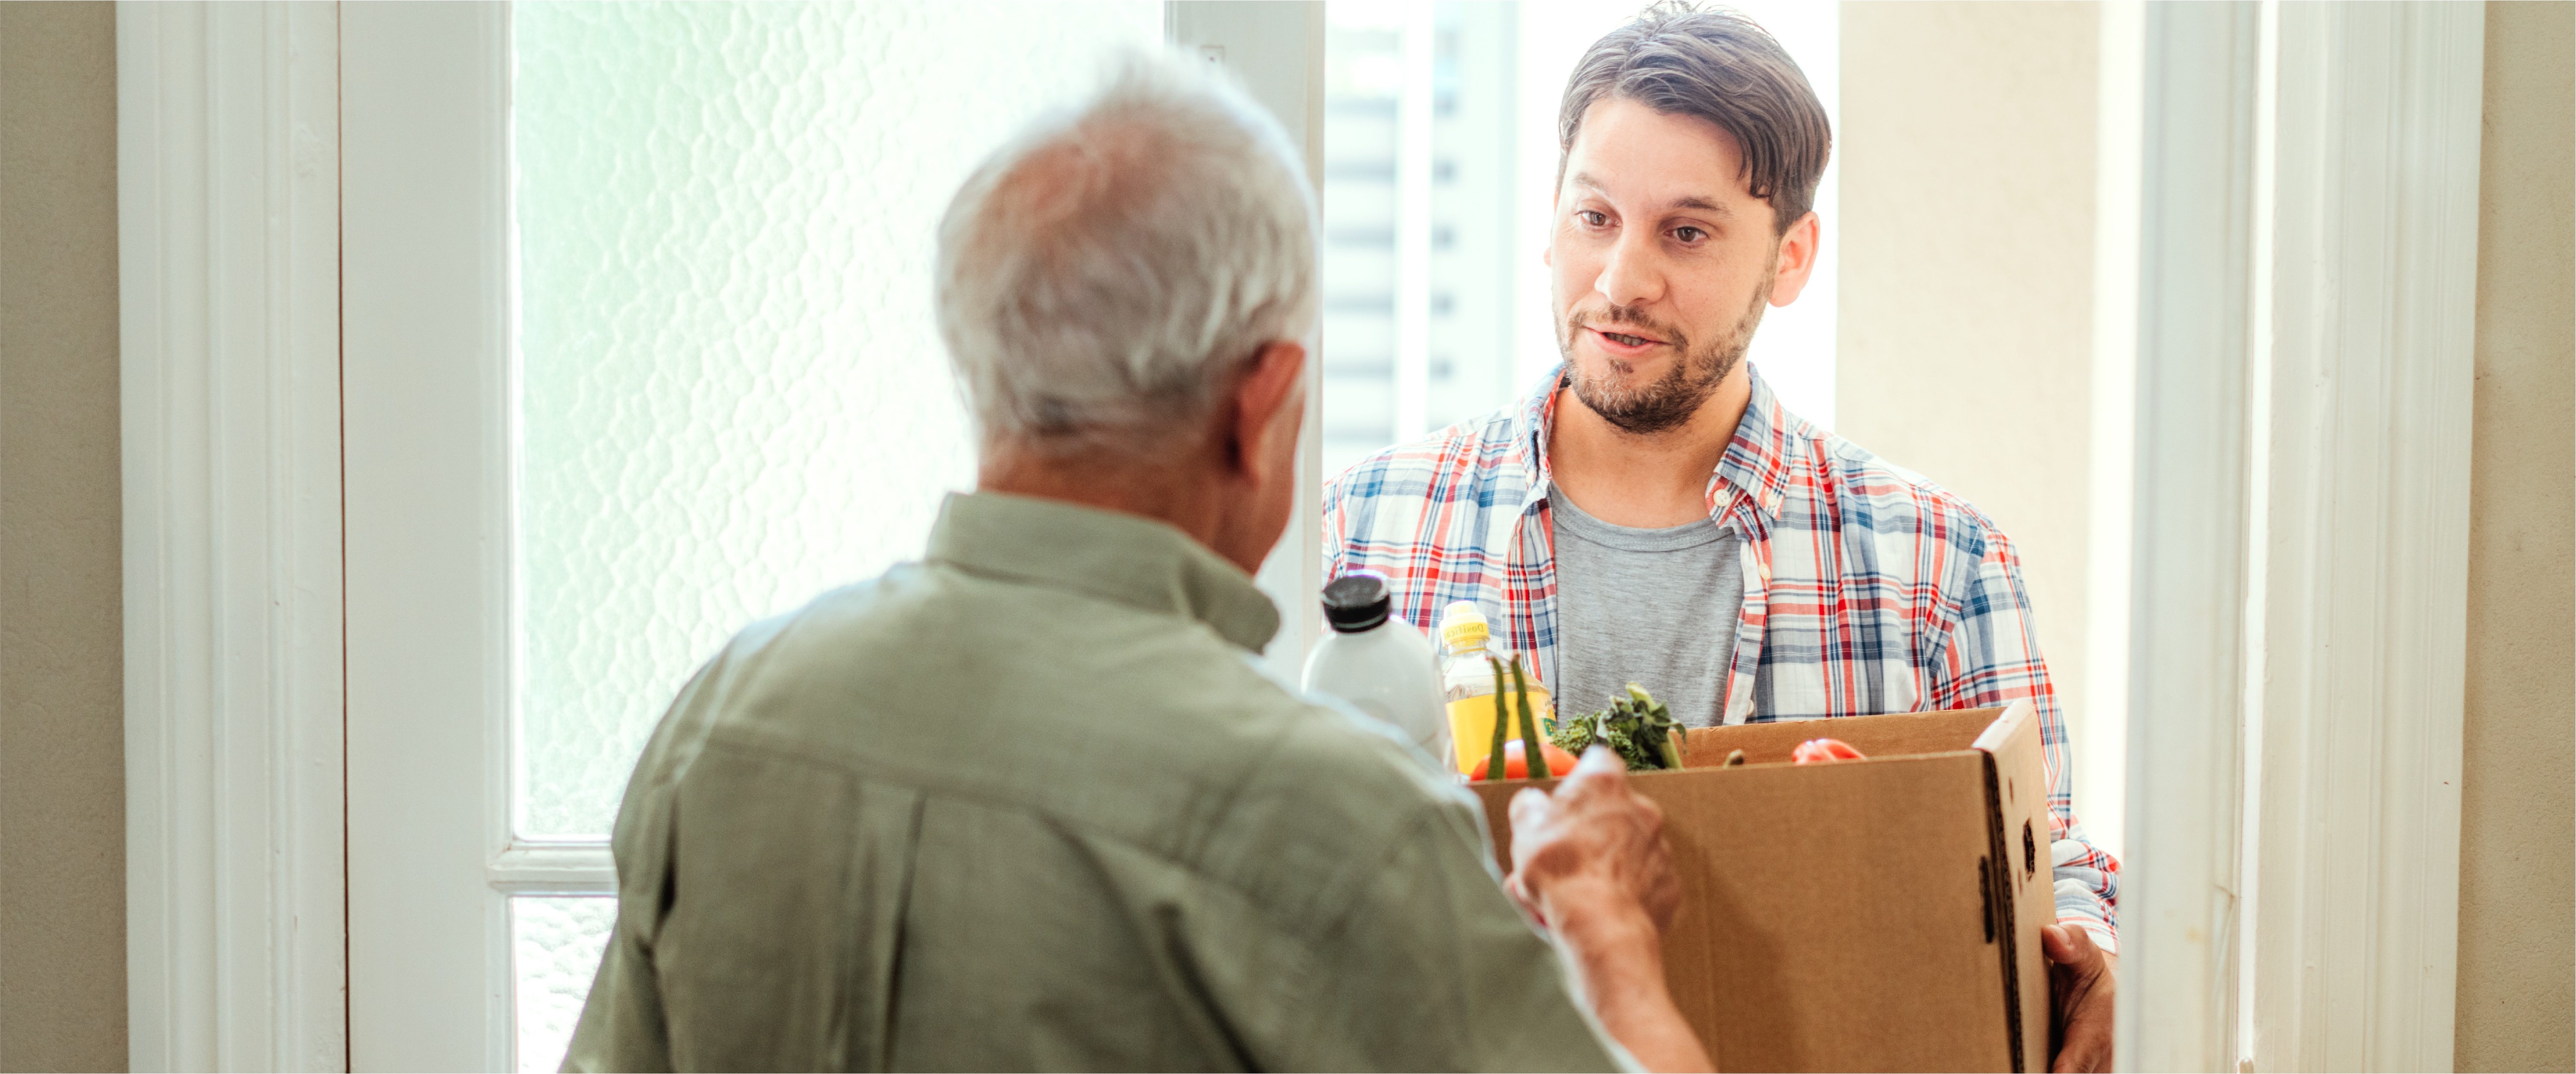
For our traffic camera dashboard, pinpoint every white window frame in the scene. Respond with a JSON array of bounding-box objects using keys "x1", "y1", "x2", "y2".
[{"x1": 115, "y1": 1, "x2": 2479, "y2": 1070}]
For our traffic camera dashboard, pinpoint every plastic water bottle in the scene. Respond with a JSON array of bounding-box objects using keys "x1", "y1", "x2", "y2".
[
  {"x1": 1301, "y1": 573, "x2": 1451, "y2": 770},
  {"x1": 1437, "y1": 600, "x2": 1552, "y2": 777}
]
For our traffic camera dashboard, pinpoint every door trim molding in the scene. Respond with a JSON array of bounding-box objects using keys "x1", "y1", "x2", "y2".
[
  {"x1": 2121, "y1": 2, "x2": 2486, "y2": 1068},
  {"x1": 2247, "y1": 4, "x2": 2483, "y2": 1069},
  {"x1": 115, "y1": 3, "x2": 347, "y2": 1070},
  {"x1": 2119, "y1": 4, "x2": 2261, "y2": 1069}
]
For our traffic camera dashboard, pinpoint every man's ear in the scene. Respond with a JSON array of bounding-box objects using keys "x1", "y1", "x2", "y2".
[
  {"x1": 1766, "y1": 210, "x2": 1822, "y2": 307},
  {"x1": 1225, "y1": 339, "x2": 1306, "y2": 483}
]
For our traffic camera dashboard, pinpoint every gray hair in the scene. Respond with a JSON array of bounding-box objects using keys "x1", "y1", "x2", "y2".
[{"x1": 936, "y1": 57, "x2": 1318, "y2": 456}]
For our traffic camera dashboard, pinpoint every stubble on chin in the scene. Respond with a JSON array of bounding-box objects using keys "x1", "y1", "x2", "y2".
[{"x1": 1558, "y1": 278, "x2": 1772, "y2": 437}]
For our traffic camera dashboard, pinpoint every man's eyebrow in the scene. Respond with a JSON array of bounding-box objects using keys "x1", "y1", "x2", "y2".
[{"x1": 1567, "y1": 172, "x2": 1733, "y2": 217}]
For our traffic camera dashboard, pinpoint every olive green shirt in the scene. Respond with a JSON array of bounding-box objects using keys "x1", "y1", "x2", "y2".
[{"x1": 562, "y1": 491, "x2": 1625, "y2": 1072}]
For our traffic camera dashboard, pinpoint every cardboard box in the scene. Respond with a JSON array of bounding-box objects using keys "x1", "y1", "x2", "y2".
[{"x1": 1470, "y1": 702, "x2": 2055, "y2": 1073}]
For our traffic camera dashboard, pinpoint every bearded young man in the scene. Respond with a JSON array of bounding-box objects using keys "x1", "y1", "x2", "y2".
[{"x1": 1321, "y1": 6, "x2": 2119, "y2": 1070}]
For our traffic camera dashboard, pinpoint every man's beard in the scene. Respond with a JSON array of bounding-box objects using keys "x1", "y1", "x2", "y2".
[{"x1": 1557, "y1": 272, "x2": 1774, "y2": 436}]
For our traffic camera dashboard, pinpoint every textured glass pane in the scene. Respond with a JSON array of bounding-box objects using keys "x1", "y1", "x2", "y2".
[
  {"x1": 512, "y1": 896, "x2": 618, "y2": 1074},
  {"x1": 512, "y1": 2, "x2": 1164, "y2": 837}
]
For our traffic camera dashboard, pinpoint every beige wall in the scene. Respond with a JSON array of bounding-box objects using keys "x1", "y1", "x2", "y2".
[
  {"x1": 1835, "y1": 2, "x2": 2106, "y2": 814},
  {"x1": 2456, "y1": 3, "x2": 2576, "y2": 1071},
  {"x1": 0, "y1": 3, "x2": 127, "y2": 1070}
]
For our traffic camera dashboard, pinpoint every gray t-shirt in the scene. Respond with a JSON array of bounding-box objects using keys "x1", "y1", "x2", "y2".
[{"x1": 1549, "y1": 493, "x2": 1744, "y2": 728}]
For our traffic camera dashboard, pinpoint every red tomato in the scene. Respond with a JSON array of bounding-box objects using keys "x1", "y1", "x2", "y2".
[
  {"x1": 1791, "y1": 737, "x2": 1867, "y2": 765},
  {"x1": 1472, "y1": 740, "x2": 1583, "y2": 780}
]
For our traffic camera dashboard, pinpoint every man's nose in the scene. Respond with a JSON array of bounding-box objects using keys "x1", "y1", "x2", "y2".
[{"x1": 1592, "y1": 228, "x2": 1664, "y2": 311}]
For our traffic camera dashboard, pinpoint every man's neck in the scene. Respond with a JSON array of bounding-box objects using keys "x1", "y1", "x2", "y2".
[
  {"x1": 979, "y1": 449, "x2": 1212, "y2": 532},
  {"x1": 1546, "y1": 370, "x2": 1752, "y2": 529},
  {"x1": 976, "y1": 445, "x2": 1260, "y2": 574}
]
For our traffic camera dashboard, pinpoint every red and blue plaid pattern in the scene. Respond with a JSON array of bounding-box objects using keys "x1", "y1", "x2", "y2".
[{"x1": 1321, "y1": 364, "x2": 2121, "y2": 948}]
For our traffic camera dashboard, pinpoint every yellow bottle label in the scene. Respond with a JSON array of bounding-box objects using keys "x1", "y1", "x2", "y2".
[{"x1": 1447, "y1": 687, "x2": 1552, "y2": 775}]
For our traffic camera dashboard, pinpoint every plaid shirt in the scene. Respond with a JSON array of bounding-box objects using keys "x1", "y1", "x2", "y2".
[{"x1": 1321, "y1": 364, "x2": 2120, "y2": 949}]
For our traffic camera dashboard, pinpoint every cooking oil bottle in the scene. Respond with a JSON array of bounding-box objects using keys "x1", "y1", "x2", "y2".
[{"x1": 1436, "y1": 601, "x2": 1552, "y2": 777}]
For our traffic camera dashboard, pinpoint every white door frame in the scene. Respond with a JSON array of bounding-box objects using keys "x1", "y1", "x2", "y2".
[
  {"x1": 2243, "y1": 3, "x2": 2482, "y2": 1069},
  {"x1": 2118, "y1": 4, "x2": 2263, "y2": 1068},
  {"x1": 115, "y1": 3, "x2": 348, "y2": 1070},
  {"x1": 2115, "y1": 2, "x2": 2483, "y2": 1071},
  {"x1": 338, "y1": 3, "x2": 518, "y2": 1070}
]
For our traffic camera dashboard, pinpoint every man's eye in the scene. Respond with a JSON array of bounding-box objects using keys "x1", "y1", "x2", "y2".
[
  {"x1": 1577, "y1": 210, "x2": 1609, "y2": 228},
  {"x1": 1672, "y1": 226, "x2": 1707, "y2": 243}
]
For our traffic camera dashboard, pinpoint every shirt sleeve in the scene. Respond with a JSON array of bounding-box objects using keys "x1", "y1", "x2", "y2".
[
  {"x1": 1321, "y1": 470, "x2": 1352, "y2": 583},
  {"x1": 560, "y1": 905, "x2": 674, "y2": 1072},
  {"x1": 559, "y1": 759, "x2": 681, "y2": 1073},
  {"x1": 1284, "y1": 795, "x2": 1638, "y2": 1073},
  {"x1": 562, "y1": 651, "x2": 732, "y2": 1072},
  {"x1": 1927, "y1": 523, "x2": 2122, "y2": 953}
]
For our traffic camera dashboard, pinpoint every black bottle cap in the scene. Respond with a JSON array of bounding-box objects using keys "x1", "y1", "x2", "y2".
[{"x1": 1320, "y1": 571, "x2": 1393, "y2": 633}]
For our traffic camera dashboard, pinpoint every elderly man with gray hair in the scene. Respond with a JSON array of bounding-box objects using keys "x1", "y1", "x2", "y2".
[{"x1": 563, "y1": 60, "x2": 1707, "y2": 1074}]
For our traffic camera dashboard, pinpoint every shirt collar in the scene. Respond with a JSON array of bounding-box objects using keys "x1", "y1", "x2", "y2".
[
  {"x1": 924, "y1": 490, "x2": 1281, "y2": 653},
  {"x1": 1714, "y1": 368, "x2": 1795, "y2": 530},
  {"x1": 1510, "y1": 361, "x2": 1798, "y2": 531}
]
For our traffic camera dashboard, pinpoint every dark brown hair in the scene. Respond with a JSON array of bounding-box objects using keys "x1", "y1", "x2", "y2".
[{"x1": 1558, "y1": 2, "x2": 1832, "y2": 235}]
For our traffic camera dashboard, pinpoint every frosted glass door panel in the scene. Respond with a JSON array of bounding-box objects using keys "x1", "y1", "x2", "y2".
[
  {"x1": 512, "y1": 2, "x2": 1164, "y2": 838},
  {"x1": 510, "y1": 896, "x2": 618, "y2": 1074}
]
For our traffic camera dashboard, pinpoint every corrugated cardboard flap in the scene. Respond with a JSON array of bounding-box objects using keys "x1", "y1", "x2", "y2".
[{"x1": 1970, "y1": 699, "x2": 2054, "y2": 1072}]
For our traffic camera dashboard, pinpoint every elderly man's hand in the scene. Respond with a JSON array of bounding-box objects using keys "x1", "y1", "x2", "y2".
[
  {"x1": 1503, "y1": 746, "x2": 1708, "y2": 1073},
  {"x1": 1503, "y1": 746, "x2": 1681, "y2": 933},
  {"x1": 2043, "y1": 922, "x2": 2115, "y2": 1073}
]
